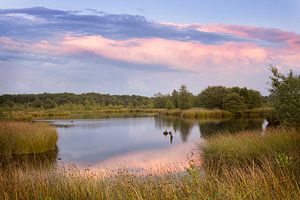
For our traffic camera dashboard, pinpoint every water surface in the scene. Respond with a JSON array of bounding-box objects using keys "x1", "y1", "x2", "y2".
[{"x1": 43, "y1": 116, "x2": 266, "y2": 173}]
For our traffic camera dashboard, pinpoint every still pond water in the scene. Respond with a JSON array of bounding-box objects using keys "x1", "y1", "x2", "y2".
[{"x1": 42, "y1": 116, "x2": 267, "y2": 173}]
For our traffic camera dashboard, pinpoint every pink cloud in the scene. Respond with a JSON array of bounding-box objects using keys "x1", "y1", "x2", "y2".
[
  {"x1": 60, "y1": 35, "x2": 271, "y2": 72},
  {"x1": 62, "y1": 34, "x2": 300, "y2": 71},
  {"x1": 1, "y1": 24, "x2": 299, "y2": 73}
]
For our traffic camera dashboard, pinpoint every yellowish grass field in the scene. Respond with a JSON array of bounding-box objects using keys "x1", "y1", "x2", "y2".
[{"x1": 0, "y1": 122, "x2": 58, "y2": 156}]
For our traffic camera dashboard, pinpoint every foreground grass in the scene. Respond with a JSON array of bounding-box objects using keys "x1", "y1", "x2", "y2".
[
  {"x1": 203, "y1": 128, "x2": 300, "y2": 167},
  {"x1": 0, "y1": 128, "x2": 299, "y2": 199},
  {"x1": 0, "y1": 122, "x2": 57, "y2": 156}
]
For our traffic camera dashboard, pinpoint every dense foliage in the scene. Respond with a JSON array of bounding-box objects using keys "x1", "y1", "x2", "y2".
[
  {"x1": 0, "y1": 85, "x2": 265, "y2": 113},
  {"x1": 0, "y1": 93, "x2": 153, "y2": 110},
  {"x1": 269, "y1": 66, "x2": 300, "y2": 126},
  {"x1": 154, "y1": 85, "x2": 263, "y2": 112}
]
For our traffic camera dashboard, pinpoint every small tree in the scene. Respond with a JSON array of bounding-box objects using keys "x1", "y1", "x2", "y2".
[{"x1": 269, "y1": 66, "x2": 300, "y2": 126}]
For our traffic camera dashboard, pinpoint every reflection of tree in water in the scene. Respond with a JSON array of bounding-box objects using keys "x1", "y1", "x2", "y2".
[
  {"x1": 154, "y1": 116, "x2": 195, "y2": 142},
  {"x1": 0, "y1": 148, "x2": 58, "y2": 170},
  {"x1": 199, "y1": 119, "x2": 264, "y2": 138}
]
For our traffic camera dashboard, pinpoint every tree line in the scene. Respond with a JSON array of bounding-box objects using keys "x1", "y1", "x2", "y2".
[
  {"x1": 153, "y1": 85, "x2": 264, "y2": 112},
  {"x1": 0, "y1": 86, "x2": 264, "y2": 112},
  {"x1": 0, "y1": 93, "x2": 153, "y2": 109},
  {"x1": 0, "y1": 67, "x2": 298, "y2": 127}
]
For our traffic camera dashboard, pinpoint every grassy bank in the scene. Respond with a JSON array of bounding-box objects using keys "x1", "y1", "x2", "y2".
[
  {"x1": 159, "y1": 108, "x2": 232, "y2": 118},
  {"x1": 0, "y1": 107, "x2": 274, "y2": 122},
  {"x1": 203, "y1": 128, "x2": 300, "y2": 171},
  {"x1": 0, "y1": 108, "x2": 162, "y2": 121},
  {"x1": 159, "y1": 107, "x2": 274, "y2": 119},
  {"x1": 0, "y1": 128, "x2": 299, "y2": 199},
  {"x1": 0, "y1": 122, "x2": 58, "y2": 156},
  {"x1": 0, "y1": 106, "x2": 274, "y2": 121}
]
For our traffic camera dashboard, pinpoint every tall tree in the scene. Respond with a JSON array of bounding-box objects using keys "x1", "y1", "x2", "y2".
[
  {"x1": 178, "y1": 85, "x2": 193, "y2": 109},
  {"x1": 171, "y1": 90, "x2": 179, "y2": 108},
  {"x1": 269, "y1": 66, "x2": 300, "y2": 126}
]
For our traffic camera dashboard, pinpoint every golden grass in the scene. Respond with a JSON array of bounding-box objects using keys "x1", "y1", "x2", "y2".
[
  {"x1": 159, "y1": 108, "x2": 232, "y2": 119},
  {"x1": 202, "y1": 128, "x2": 300, "y2": 169},
  {"x1": 0, "y1": 109, "x2": 163, "y2": 120},
  {"x1": 0, "y1": 122, "x2": 58, "y2": 156}
]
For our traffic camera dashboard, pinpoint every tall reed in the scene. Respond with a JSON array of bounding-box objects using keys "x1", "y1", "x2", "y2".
[{"x1": 0, "y1": 122, "x2": 58, "y2": 156}]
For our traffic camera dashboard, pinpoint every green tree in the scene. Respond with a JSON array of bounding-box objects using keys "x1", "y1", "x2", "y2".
[
  {"x1": 245, "y1": 89, "x2": 263, "y2": 109},
  {"x1": 178, "y1": 85, "x2": 194, "y2": 109},
  {"x1": 153, "y1": 93, "x2": 167, "y2": 108},
  {"x1": 43, "y1": 99, "x2": 55, "y2": 109},
  {"x1": 197, "y1": 86, "x2": 229, "y2": 109},
  {"x1": 269, "y1": 66, "x2": 300, "y2": 126},
  {"x1": 223, "y1": 93, "x2": 247, "y2": 113},
  {"x1": 165, "y1": 99, "x2": 175, "y2": 109},
  {"x1": 171, "y1": 90, "x2": 179, "y2": 108},
  {"x1": 230, "y1": 87, "x2": 262, "y2": 109}
]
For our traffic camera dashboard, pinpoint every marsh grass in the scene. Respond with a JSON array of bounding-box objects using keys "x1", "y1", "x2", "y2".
[
  {"x1": 0, "y1": 107, "x2": 272, "y2": 121},
  {"x1": 0, "y1": 108, "x2": 162, "y2": 120},
  {"x1": 0, "y1": 128, "x2": 299, "y2": 199},
  {"x1": 159, "y1": 108, "x2": 232, "y2": 119},
  {"x1": 0, "y1": 122, "x2": 58, "y2": 156},
  {"x1": 202, "y1": 128, "x2": 300, "y2": 168}
]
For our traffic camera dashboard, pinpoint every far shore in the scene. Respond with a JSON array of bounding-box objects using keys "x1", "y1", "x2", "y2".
[{"x1": 0, "y1": 107, "x2": 273, "y2": 121}]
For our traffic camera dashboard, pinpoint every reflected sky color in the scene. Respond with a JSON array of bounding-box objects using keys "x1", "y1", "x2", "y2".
[
  {"x1": 45, "y1": 117, "x2": 265, "y2": 174},
  {"x1": 54, "y1": 117, "x2": 200, "y2": 165},
  {"x1": 0, "y1": 2, "x2": 299, "y2": 95}
]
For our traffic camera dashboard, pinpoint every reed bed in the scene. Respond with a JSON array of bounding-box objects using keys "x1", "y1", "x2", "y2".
[
  {"x1": 0, "y1": 128, "x2": 299, "y2": 199},
  {"x1": 159, "y1": 108, "x2": 232, "y2": 119},
  {"x1": 1, "y1": 107, "x2": 272, "y2": 121},
  {"x1": 0, "y1": 122, "x2": 58, "y2": 156},
  {"x1": 202, "y1": 128, "x2": 300, "y2": 167},
  {"x1": 0, "y1": 109, "x2": 162, "y2": 120}
]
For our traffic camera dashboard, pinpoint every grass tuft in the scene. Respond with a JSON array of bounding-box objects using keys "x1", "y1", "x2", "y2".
[{"x1": 0, "y1": 122, "x2": 58, "y2": 156}]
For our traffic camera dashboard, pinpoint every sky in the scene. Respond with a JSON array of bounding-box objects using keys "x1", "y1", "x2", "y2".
[{"x1": 0, "y1": 1, "x2": 299, "y2": 96}]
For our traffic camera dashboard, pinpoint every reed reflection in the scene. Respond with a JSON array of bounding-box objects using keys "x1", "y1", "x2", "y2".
[
  {"x1": 0, "y1": 148, "x2": 58, "y2": 170},
  {"x1": 199, "y1": 118, "x2": 265, "y2": 137}
]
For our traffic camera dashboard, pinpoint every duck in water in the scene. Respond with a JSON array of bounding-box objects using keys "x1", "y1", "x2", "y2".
[
  {"x1": 163, "y1": 130, "x2": 169, "y2": 136},
  {"x1": 163, "y1": 130, "x2": 174, "y2": 144}
]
